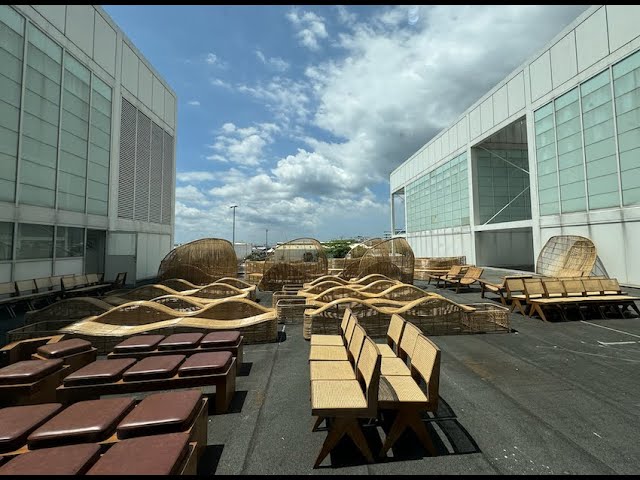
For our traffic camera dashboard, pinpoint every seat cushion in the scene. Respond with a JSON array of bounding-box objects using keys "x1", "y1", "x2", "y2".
[
  {"x1": 0, "y1": 403, "x2": 63, "y2": 453},
  {"x1": 177, "y1": 351, "x2": 232, "y2": 377},
  {"x1": 86, "y1": 432, "x2": 190, "y2": 475},
  {"x1": 117, "y1": 389, "x2": 202, "y2": 439},
  {"x1": 27, "y1": 397, "x2": 135, "y2": 449},
  {"x1": 0, "y1": 443, "x2": 101, "y2": 475},
  {"x1": 122, "y1": 355, "x2": 185, "y2": 381},
  {"x1": 0, "y1": 359, "x2": 63, "y2": 386},
  {"x1": 112, "y1": 335, "x2": 165, "y2": 353},
  {"x1": 36, "y1": 339, "x2": 92, "y2": 359},
  {"x1": 200, "y1": 331, "x2": 241, "y2": 347},
  {"x1": 157, "y1": 333, "x2": 204, "y2": 350},
  {"x1": 63, "y1": 358, "x2": 137, "y2": 387}
]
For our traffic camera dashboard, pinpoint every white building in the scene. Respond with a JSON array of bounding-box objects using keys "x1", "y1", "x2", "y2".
[
  {"x1": 390, "y1": 5, "x2": 640, "y2": 286},
  {"x1": 0, "y1": 5, "x2": 176, "y2": 285}
]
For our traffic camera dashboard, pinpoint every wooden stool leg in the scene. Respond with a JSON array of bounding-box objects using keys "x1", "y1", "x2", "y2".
[
  {"x1": 312, "y1": 416, "x2": 325, "y2": 432},
  {"x1": 314, "y1": 417, "x2": 348, "y2": 468}
]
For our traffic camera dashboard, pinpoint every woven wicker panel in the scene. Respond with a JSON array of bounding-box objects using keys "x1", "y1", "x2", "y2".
[
  {"x1": 387, "y1": 314, "x2": 405, "y2": 345},
  {"x1": 414, "y1": 256, "x2": 466, "y2": 270},
  {"x1": 158, "y1": 278, "x2": 202, "y2": 291},
  {"x1": 353, "y1": 274, "x2": 396, "y2": 286},
  {"x1": 337, "y1": 259, "x2": 362, "y2": 280},
  {"x1": 357, "y1": 337, "x2": 380, "y2": 413},
  {"x1": 157, "y1": 238, "x2": 238, "y2": 284},
  {"x1": 23, "y1": 298, "x2": 114, "y2": 325},
  {"x1": 378, "y1": 375, "x2": 427, "y2": 404},
  {"x1": 259, "y1": 238, "x2": 328, "y2": 291},
  {"x1": 186, "y1": 283, "x2": 248, "y2": 300},
  {"x1": 348, "y1": 325, "x2": 366, "y2": 361},
  {"x1": 311, "y1": 380, "x2": 366, "y2": 411},
  {"x1": 536, "y1": 235, "x2": 598, "y2": 278},
  {"x1": 151, "y1": 295, "x2": 207, "y2": 312},
  {"x1": 305, "y1": 275, "x2": 348, "y2": 287},
  {"x1": 310, "y1": 361, "x2": 355, "y2": 381},
  {"x1": 399, "y1": 321, "x2": 420, "y2": 356},
  {"x1": 411, "y1": 334, "x2": 440, "y2": 394},
  {"x1": 276, "y1": 298, "x2": 307, "y2": 324},
  {"x1": 346, "y1": 238, "x2": 384, "y2": 259},
  {"x1": 462, "y1": 304, "x2": 510, "y2": 332},
  {"x1": 524, "y1": 278, "x2": 545, "y2": 296},
  {"x1": 103, "y1": 285, "x2": 179, "y2": 305},
  {"x1": 299, "y1": 281, "x2": 362, "y2": 298},
  {"x1": 356, "y1": 238, "x2": 415, "y2": 284}
]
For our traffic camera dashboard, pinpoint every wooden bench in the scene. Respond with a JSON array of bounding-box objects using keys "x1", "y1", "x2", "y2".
[
  {"x1": 477, "y1": 275, "x2": 533, "y2": 305},
  {"x1": 0, "y1": 359, "x2": 71, "y2": 408},
  {"x1": 55, "y1": 352, "x2": 236, "y2": 414},
  {"x1": 440, "y1": 266, "x2": 484, "y2": 293}
]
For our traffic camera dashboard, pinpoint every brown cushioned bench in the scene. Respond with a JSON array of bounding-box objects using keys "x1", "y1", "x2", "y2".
[
  {"x1": 56, "y1": 352, "x2": 236, "y2": 413},
  {"x1": 0, "y1": 432, "x2": 197, "y2": 475},
  {"x1": 0, "y1": 389, "x2": 207, "y2": 463},
  {"x1": 0, "y1": 359, "x2": 70, "y2": 408},
  {"x1": 107, "y1": 331, "x2": 244, "y2": 374},
  {"x1": 31, "y1": 338, "x2": 97, "y2": 374}
]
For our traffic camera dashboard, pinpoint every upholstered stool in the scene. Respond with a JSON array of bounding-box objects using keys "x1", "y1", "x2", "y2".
[
  {"x1": 112, "y1": 335, "x2": 165, "y2": 353},
  {"x1": 0, "y1": 443, "x2": 101, "y2": 475},
  {"x1": 0, "y1": 403, "x2": 62, "y2": 453},
  {"x1": 200, "y1": 331, "x2": 241, "y2": 347},
  {"x1": 157, "y1": 333, "x2": 204, "y2": 350},
  {"x1": 122, "y1": 355, "x2": 185, "y2": 381},
  {"x1": 178, "y1": 352, "x2": 232, "y2": 377},
  {"x1": 63, "y1": 358, "x2": 136, "y2": 387}
]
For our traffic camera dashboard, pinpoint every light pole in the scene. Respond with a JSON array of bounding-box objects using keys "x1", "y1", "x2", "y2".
[
  {"x1": 265, "y1": 228, "x2": 268, "y2": 248},
  {"x1": 230, "y1": 205, "x2": 238, "y2": 248}
]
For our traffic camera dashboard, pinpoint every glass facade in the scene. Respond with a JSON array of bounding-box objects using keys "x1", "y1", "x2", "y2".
[
  {"x1": 0, "y1": 222, "x2": 13, "y2": 261},
  {"x1": 476, "y1": 148, "x2": 531, "y2": 224},
  {"x1": 534, "y1": 48, "x2": 640, "y2": 214},
  {"x1": 0, "y1": 7, "x2": 112, "y2": 216},
  {"x1": 406, "y1": 152, "x2": 469, "y2": 232},
  {"x1": 613, "y1": 50, "x2": 640, "y2": 206},
  {"x1": 16, "y1": 223, "x2": 54, "y2": 260},
  {"x1": 55, "y1": 226, "x2": 84, "y2": 258}
]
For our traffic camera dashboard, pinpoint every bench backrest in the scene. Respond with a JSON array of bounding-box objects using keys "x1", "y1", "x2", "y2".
[
  {"x1": 34, "y1": 277, "x2": 53, "y2": 292},
  {"x1": 86, "y1": 273, "x2": 99, "y2": 285},
  {"x1": 75, "y1": 274, "x2": 88, "y2": 287},
  {"x1": 563, "y1": 279, "x2": 585, "y2": 296},
  {"x1": 386, "y1": 314, "x2": 405, "y2": 351},
  {"x1": 399, "y1": 321, "x2": 421, "y2": 363},
  {"x1": 411, "y1": 334, "x2": 441, "y2": 408},
  {"x1": 542, "y1": 279, "x2": 565, "y2": 297},
  {"x1": 448, "y1": 265, "x2": 465, "y2": 276},
  {"x1": 15, "y1": 279, "x2": 37, "y2": 295},
  {"x1": 50, "y1": 276, "x2": 62, "y2": 291},
  {"x1": 505, "y1": 278, "x2": 526, "y2": 296},
  {"x1": 61, "y1": 276, "x2": 76, "y2": 290},
  {"x1": 463, "y1": 266, "x2": 484, "y2": 280},
  {"x1": 348, "y1": 324, "x2": 366, "y2": 366},
  {"x1": 339, "y1": 308, "x2": 352, "y2": 336},
  {"x1": 114, "y1": 271, "x2": 127, "y2": 287},
  {"x1": 524, "y1": 278, "x2": 545, "y2": 298},
  {"x1": 600, "y1": 278, "x2": 622, "y2": 294},
  {"x1": 356, "y1": 336, "x2": 381, "y2": 417},
  {"x1": 344, "y1": 313, "x2": 357, "y2": 344},
  {"x1": 0, "y1": 282, "x2": 17, "y2": 297},
  {"x1": 581, "y1": 278, "x2": 603, "y2": 295}
]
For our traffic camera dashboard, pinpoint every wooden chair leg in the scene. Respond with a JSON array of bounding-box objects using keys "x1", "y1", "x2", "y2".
[
  {"x1": 315, "y1": 417, "x2": 369, "y2": 468},
  {"x1": 534, "y1": 304, "x2": 548, "y2": 322},
  {"x1": 346, "y1": 419, "x2": 374, "y2": 463},
  {"x1": 312, "y1": 416, "x2": 325, "y2": 432},
  {"x1": 379, "y1": 410, "x2": 408, "y2": 457},
  {"x1": 408, "y1": 411, "x2": 437, "y2": 456}
]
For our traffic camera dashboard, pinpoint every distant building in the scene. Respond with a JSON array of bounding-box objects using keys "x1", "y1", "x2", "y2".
[
  {"x1": 391, "y1": 6, "x2": 640, "y2": 286},
  {"x1": 0, "y1": 5, "x2": 176, "y2": 285}
]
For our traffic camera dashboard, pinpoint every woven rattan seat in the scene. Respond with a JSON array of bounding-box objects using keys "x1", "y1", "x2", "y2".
[
  {"x1": 123, "y1": 355, "x2": 185, "y2": 381},
  {"x1": 308, "y1": 345, "x2": 348, "y2": 361},
  {"x1": 0, "y1": 359, "x2": 63, "y2": 386},
  {"x1": 309, "y1": 361, "x2": 356, "y2": 381},
  {"x1": 0, "y1": 403, "x2": 63, "y2": 453},
  {"x1": 116, "y1": 389, "x2": 202, "y2": 439},
  {"x1": 377, "y1": 344, "x2": 396, "y2": 358},
  {"x1": 63, "y1": 358, "x2": 137, "y2": 386},
  {"x1": 36, "y1": 339, "x2": 92, "y2": 359},
  {"x1": 380, "y1": 357, "x2": 411, "y2": 376},
  {"x1": 0, "y1": 443, "x2": 101, "y2": 475},
  {"x1": 86, "y1": 432, "x2": 190, "y2": 475},
  {"x1": 309, "y1": 334, "x2": 343, "y2": 346},
  {"x1": 378, "y1": 375, "x2": 427, "y2": 405},
  {"x1": 113, "y1": 335, "x2": 166, "y2": 353},
  {"x1": 311, "y1": 380, "x2": 366, "y2": 411},
  {"x1": 27, "y1": 397, "x2": 135, "y2": 449}
]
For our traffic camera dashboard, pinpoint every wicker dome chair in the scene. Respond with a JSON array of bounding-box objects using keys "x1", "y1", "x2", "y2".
[
  {"x1": 258, "y1": 238, "x2": 328, "y2": 291},
  {"x1": 356, "y1": 238, "x2": 415, "y2": 284},
  {"x1": 536, "y1": 235, "x2": 599, "y2": 278},
  {"x1": 157, "y1": 238, "x2": 238, "y2": 285}
]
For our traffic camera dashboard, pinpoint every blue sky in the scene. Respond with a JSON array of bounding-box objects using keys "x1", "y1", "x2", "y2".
[{"x1": 103, "y1": 5, "x2": 588, "y2": 246}]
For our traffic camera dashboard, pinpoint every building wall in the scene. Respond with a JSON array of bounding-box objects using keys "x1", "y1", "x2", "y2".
[
  {"x1": 391, "y1": 5, "x2": 640, "y2": 286},
  {"x1": 0, "y1": 5, "x2": 176, "y2": 284}
]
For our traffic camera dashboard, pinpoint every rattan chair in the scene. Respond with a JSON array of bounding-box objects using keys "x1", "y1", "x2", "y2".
[{"x1": 310, "y1": 336, "x2": 381, "y2": 468}]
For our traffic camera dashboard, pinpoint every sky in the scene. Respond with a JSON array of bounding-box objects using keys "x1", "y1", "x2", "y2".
[{"x1": 103, "y1": 4, "x2": 589, "y2": 246}]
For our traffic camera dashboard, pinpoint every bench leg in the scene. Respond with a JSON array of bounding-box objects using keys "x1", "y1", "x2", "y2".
[
  {"x1": 312, "y1": 416, "x2": 325, "y2": 432},
  {"x1": 215, "y1": 367, "x2": 236, "y2": 414},
  {"x1": 314, "y1": 417, "x2": 373, "y2": 468}
]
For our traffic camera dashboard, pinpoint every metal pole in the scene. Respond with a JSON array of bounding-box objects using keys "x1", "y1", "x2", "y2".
[
  {"x1": 265, "y1": 228, "x2": 268, "y2": 248},
  {"x1": 230, "y1": 205, "x2": 237, "y2": 247}
]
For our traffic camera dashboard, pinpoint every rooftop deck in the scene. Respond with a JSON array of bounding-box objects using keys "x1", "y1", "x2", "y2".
[
  {"x1": 2, "y1": 268, "x2": 639, "y2": 474},
  {"x1": 199, "y1": 271, "x2": 640, "y2": 475}
]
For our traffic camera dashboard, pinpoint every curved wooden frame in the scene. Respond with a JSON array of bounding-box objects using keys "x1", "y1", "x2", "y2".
[
  {"x1": 536, "y1": 235, "x2": 598, "y2": 278},
  {"x1": 157, "y1": 238, "x2": 238, "y2": 284},
  {"x1": 23, "y1": 298, "x2": 115, "y2": 325}
]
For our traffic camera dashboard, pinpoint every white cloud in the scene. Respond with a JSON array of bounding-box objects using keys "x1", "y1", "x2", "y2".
[
  {"x1": 187, "y1": 100, "x2": 200, "y2": 106},
  {"x1": 286, "y1": 9, "x2": 328, "y2": 51},
  {"x1": 336, "y1": 5, "x2": 357, "y2": 25},
  {"x1": 205, "y1": 52, "x2": 218, "y2": 64},
  {"x1": 177, "y1": 5, "x2": 589, "y2": 244},
  {"x1": 176, "y1": 171, "x2": 217, "y2": 183},
  {"x1": 210, "y1": 78, "x2": 232, "y2": 89},
  {"x1": 255, "y1": 49, "x2": 290, "y2": 72},
  {"x1": 175, "y1": 185, "x2": 209, "y2": 205},
  {"x1": 206, "y1": 122, "x2": 280, "y2": 166}
]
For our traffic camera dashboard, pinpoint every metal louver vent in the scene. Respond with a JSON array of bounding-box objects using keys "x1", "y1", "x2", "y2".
[
  {"x1": 117, "y1": 98, "x2": 136, "y2": 219},
  {"x1": 134, "y1": 110, "x2": 151, "y2": 221},
  {"x1": 149, "y1": 122, "x2": 163, "y2": 223},
  {"x1": 162, "y1": 131, "x2": 174, "y2": 225}
]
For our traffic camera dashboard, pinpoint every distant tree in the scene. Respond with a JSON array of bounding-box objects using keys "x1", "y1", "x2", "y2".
[{"x1": 323, "y1": 239, "x2": 354, "y2": 258}]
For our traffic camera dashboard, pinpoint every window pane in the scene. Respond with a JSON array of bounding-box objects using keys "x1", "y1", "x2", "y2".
[
  {"x1": 0, "y1": 222, "x2": 13, "y2": 260},
  {"x1": 56, "y1": 226, "x2": 84, "y2": 257},
  {"x1": 16, "y1": 223, "x2": 53, "y2": 259}
]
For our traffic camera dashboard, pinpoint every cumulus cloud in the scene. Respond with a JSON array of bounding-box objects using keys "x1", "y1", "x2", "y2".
[
  {"x1": 286, "y1": 8, "x2": 328, "y2": 50},
  {"x1": 177, "y1": 5, "x2": 589, "y2": 244},
  {"x1": 176, "y1": 171, "x2": 217, "y2": 183},
  {"x1": 175, "y1": 185, "x2": 210, "y2": 205},
  {"x1": 336, "y1": 5, "x2": 357, "y2": 25},
  {"x1": 210, "y1": 78, "x2": 232, "y2": 89},
  {"x1": 206, "y1": 122, "x2": 280, "y2": 166},
  {"x1": 255, "y1": 49, "x2": 290, "y2": 72}
]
